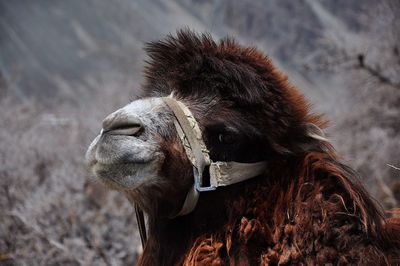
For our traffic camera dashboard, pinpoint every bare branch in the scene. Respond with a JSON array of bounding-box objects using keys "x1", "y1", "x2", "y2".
[
  {"x1": 356, "y1": 53, "x2": 400, "y2": 90},
  {"x1": 387, "y1": 164, "x2": 400, "y2": 171}
]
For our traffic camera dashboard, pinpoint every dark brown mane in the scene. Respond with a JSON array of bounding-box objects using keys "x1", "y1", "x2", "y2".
[{"x1": 136, "y1": 30, "x2": 400, "y2": 265}]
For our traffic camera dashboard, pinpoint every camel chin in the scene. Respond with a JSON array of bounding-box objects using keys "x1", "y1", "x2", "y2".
[{"x1": 85, "y1": 97, "x2": 170, "y2": 191}]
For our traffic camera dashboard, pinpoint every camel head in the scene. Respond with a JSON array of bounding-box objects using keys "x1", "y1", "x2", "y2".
[{"x1": 86, "y1": 30, "x2": 323, "y2": 218}]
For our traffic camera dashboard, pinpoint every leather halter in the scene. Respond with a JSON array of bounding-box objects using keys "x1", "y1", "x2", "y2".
[{"x1": 135, "y1": 96, "x2": 268, "y2": 248}]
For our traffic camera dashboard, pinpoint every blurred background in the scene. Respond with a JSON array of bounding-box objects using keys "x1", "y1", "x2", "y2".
[{"x1": 0, "y1": 0, "x2": 399, "y2": 265}]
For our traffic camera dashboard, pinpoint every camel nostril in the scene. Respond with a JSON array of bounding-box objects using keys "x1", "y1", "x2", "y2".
[
  {"x1": 105, "y1": 124, "x2": 143, "y2": 136},
  {"x1": 102, "y1": 113, "x2": 144, "y2": 137}
]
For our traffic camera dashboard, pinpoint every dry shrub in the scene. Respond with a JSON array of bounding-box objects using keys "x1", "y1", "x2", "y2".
[{"x1": 0, "y1": 76, "x2": 142, "y2": 266}]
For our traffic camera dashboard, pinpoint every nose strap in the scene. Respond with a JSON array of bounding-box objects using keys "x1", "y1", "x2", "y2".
[
  {"x1": 163, "y1": 97, "x2": 210, "y2": 216},
  {"x1": 163, "y1": 97, "x2": 211, "y2": 179},
  {"x1": 162, "y1": 97, "x2": 268, "y2": 217}
]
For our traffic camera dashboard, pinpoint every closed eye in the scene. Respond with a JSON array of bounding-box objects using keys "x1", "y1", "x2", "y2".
[
  {"x1": 206, "y1": 123, "x2": 240, "y2": 145},
  {"x1": 206, "y1": 124, "x2": 247, "y2": 161},
  {"x1": 205, "y1": 122, "x2": 267, "y2": 163},
  {"x1": 218, "y1": 133, "x2": 235, "y2": 144}
]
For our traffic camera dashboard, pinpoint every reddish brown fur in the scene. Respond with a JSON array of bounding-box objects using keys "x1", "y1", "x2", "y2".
[{"x1": 134, "y1": 30, "x2": 400, "y2": 265}]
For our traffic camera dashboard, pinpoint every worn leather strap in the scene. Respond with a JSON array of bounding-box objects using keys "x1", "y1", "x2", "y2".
[
  {"x1": 163, "y1": 97, "x2": 211, "y2": 173},
  {"x1": 163, "y1": 97, "x2": 212, "y2": 216},
  {"x1": 209, "y1": 161, "x2": 268, "y2": 187}
]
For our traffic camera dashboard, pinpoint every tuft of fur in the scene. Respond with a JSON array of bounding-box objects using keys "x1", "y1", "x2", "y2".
[{"x1": 136, "y1": 30, "x2": 400, "y2": 265}]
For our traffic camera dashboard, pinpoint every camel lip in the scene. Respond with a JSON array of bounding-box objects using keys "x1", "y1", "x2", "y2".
[
  {"x1": 90, "y1": 160, "x2": 158, "y2": 190},
  {"x1": 96, "y1": 174, "x2": 134, "y2": 190},
  {"x1": 88, "y1": 141, "x2": 159, "y2": 168},
  {"x1": 85, "y1": 148, "x2": 156, "y2": 169},
  {"x1": 89, "y1": 158, "x2": 154, "y2": 169},
  {"x1": 100, "y1": 158, "x2": 152, "y2": 165}
]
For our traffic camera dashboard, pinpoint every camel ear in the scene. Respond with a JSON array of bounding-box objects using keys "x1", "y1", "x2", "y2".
[
  {"x1": 292, "y1": 123, "x2": 331, "y2": 153},
  {"x1": 305, "y1": 123, "x2": 329, "y2": 142}
]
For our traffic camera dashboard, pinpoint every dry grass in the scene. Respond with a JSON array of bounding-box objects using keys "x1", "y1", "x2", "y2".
[{"x1": 0, "y1": 80, "x2": 142, "y2": 265}]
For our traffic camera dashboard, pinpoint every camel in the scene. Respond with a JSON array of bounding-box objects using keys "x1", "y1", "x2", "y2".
[{"x1": 86, "y1": 30, "x2": 400, "y2": 265}]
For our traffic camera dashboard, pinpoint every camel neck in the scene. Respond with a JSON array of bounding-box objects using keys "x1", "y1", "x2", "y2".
[{"x1": 139, "y1": 176, "x2": 263, "y2": 265}]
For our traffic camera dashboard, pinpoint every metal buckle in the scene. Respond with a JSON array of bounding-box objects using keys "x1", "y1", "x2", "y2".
[{"x1": 193, "y1": 167, "x2": 216, "y2": 192}]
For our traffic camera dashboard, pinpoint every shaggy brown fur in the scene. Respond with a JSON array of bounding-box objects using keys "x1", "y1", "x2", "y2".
[{"x1": 135, "y1": 30, "x2": 400, "y2": 265}]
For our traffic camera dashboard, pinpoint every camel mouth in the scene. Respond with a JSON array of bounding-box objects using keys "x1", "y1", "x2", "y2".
[
  {"x1": 90, "y1": 157, "x2": 155, "y2": 167},
  {"x1": 89, "y1": 160, "x2": 155, "y2": 174},
  {"x1": 89, "y1": 158, "x2": 162, "y2": 190},
  {"x1": 85, "y1": 133, "x2": 164, "y2": 190},
  {"x1": 89, "y1": 148, "x2": 160, "y2": 171}
]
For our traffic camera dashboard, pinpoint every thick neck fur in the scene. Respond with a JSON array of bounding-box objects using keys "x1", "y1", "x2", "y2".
[
  {"x1": 137, "y1": 144, "x2": 399, "y2": 265},
  {"x1": 138, "y1": 181, "x2": 244, "y2": 265}
]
